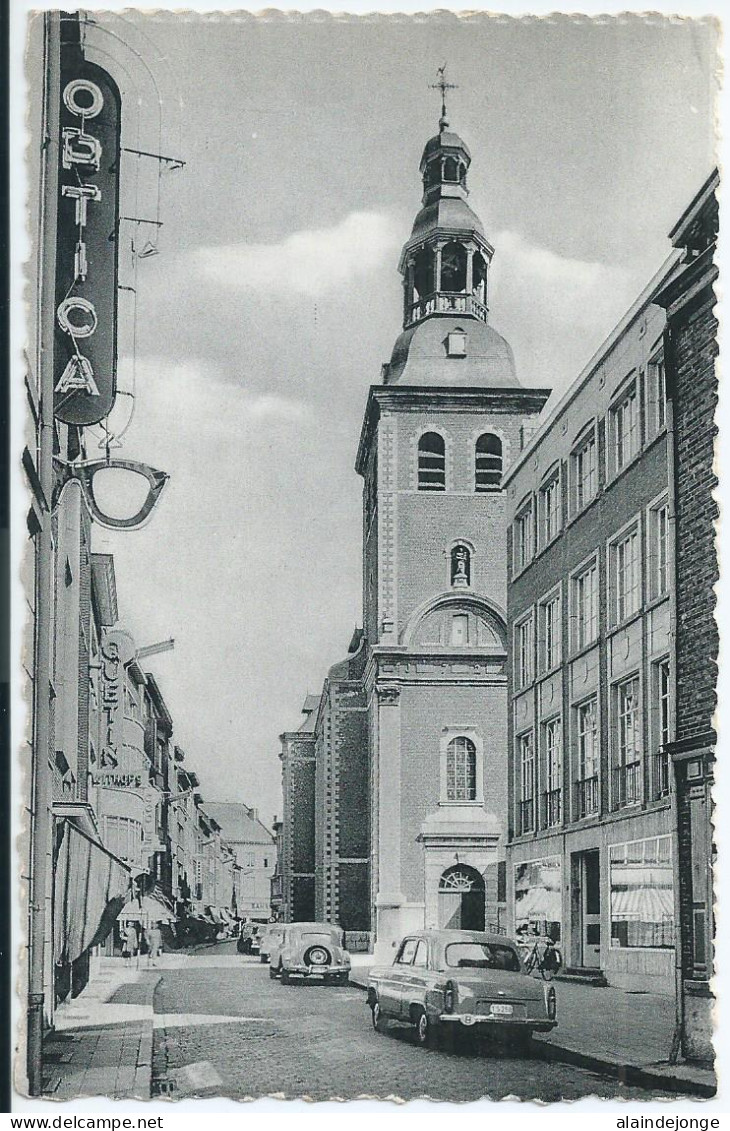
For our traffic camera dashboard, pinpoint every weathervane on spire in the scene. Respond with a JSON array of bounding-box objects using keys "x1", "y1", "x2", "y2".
[{"x1": 430, "y1": 64, "x2": 458, "y2": 131}]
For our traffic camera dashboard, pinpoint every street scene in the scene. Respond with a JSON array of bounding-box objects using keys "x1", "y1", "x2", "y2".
[{"x1": 18, "y1": 6, "x2": 719, "y2": 1107}]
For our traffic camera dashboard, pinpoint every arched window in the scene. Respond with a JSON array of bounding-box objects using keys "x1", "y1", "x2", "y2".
[
  {"x1": 440, "y1": 241, "x2": 467, "y2": 293},
  {"x1": 475, "y1": 433, "x2": 503, "y2": 492},
  {"x1": 472, "y1": 252, "x2": 487, "y2": 305},
  {"x1": 451, "y1": 544, "x2": 471, "y2": 587},
  {"x1": 418, "y1": 432, "x2": 446, "y2": 491},
  {"x1": 413, "y1": 247, "x2": 434, "y2": 300},
  {"x1": 446, "y1": 737, "x2": 477, "y2": 801},
  {"x1": 443, "y1": 156, "x2": 459, "y2": 182}
]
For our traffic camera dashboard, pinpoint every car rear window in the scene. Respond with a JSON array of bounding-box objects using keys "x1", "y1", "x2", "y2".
[{"x1": 444, "y1": 942, "x2": 521, "y2": 972}]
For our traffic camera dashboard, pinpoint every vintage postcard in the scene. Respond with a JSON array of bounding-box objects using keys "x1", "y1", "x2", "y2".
[{"x1": 12, "y1": 3, "x2": 722, "y2": 1110}]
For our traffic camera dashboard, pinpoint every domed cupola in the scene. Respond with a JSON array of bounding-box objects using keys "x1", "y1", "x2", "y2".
[{"x1": 397, "y1": 73, "x2": 495, "y2": 335}]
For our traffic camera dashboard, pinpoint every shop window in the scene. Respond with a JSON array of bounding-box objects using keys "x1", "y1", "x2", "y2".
[
  {"x1": 514, "y1": 857, "x2": 562, "y2": 942},
  {"x1": 609, "y1": 836, "x2": 674, "y2": 949},
  {"x1": 475, "y1": 433, "x2": 502, "y2": 492},
  {"x1": 417, "y1": 432, "x2": 446, "y2": 491}
]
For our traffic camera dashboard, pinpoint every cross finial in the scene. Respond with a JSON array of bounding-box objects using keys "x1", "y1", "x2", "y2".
[{"x1": 430, "y1": 64, "x2": 458, "y2": 131}]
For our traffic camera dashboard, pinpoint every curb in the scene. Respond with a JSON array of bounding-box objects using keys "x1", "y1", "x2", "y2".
[{"x1": 348, "y1": 972, "x2": 715, "y2": 1098}]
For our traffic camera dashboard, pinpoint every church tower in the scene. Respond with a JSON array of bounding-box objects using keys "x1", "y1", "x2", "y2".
[{"x1": 355, "y1": 87, "x2": 551, "y2": 957}]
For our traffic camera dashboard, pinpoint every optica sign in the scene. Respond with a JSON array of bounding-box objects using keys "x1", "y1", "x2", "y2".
[{"x1": 54, "y1": 49, "x2": 121, "y2": 425}]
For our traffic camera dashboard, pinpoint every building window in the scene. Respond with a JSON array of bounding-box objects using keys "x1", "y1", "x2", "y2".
[
  {"x1": 475, "y1": 433, "x2": 502, "y2": 491},
  {"x1": 515, "y1": 614, "x2": 534, "y2": 689},
  {"x1": 450, "y1": 543, "x2": 471, "y2": 587},
  {"x1": 652, "y1": 658, "x2": 671, "y2": 799},
  {"x1": 610, "y1": 378, "x2": 640, "y2": 473},
  {"x1": 514, "y1": 500, "x2": 534, "y2": 572},
  {"x1": 518, "y1": 732, "x2": 535, "y2": 833},
  {"x1": 649, "y1": 499, "x2": 669, "y2": 600},
  {"x1": 613, "y1": 676, "x2": 641, "y2": 809},
  {"x1": 543, "y1": 718, "x2": 562, "y2": 828},
  {"x1": 102, "y1": 816, "x2": 143, "y2": 866},
  {"x1": 539, "y1": 591, "x2": 561, "y2": 673},
  {"x1": 572, "y1": 560, "x2": 599, "y2": 651},
  {"x1": 417, "y1": 431, "x2": 446, "y2": 491},
  {"x1": 571, "y1": 425, "x2": 598, "y2": 514},
  {"x1": 446, "y1": 736, "x2": 477, "y2": 801},
  {"x1": 612, "y1": 526, "x2": 641, "y2": 624},
  {"x1": 576, "y1": 698, "x2": 599, "y2": 818},
  {"x1": 540, "y1": 471, "x2": 561, "y2": 546},
  {"x1": 647, "y1": 351, "x2": 667, "y2": 435},
  {"x1": 610, "y1": 837, "x2": 674, "y2": 949},
  {"x1": 446, "y1": 328, "x2": 467, "y2": 357}
]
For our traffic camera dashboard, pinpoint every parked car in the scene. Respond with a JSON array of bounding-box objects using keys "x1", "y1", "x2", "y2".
[
  {"x1": 259, "y1": 923, "x2": 285, "y2": 965},
  {"x1": 367, "y1": 930, "x2": 557, "y2": 1050},
  {"x1": 269, "y1": 922, "x2": 351, "y2": 985}
]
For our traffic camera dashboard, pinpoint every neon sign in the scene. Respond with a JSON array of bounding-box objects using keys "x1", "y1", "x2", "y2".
[{"x1": 54, "y1": 54, "x2": 121, "y2": 425}]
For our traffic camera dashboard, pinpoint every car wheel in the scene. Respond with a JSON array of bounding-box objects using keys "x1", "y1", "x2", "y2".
[
  {"x1": 371, "y1": 999, "x2": 386, "y2": 1033},
  {"x1": 260, "y1": 955, "x2": 268, "y2": 964},
  {"x1": 280, "y1": 969, "x2": 291, "y2": 985},
  {"x1": 414, "y1": 1008, "x2": 437, "y2": 1048},
  {"x1": 269, "y1": 964, "x2": 278, "y2": 980}
]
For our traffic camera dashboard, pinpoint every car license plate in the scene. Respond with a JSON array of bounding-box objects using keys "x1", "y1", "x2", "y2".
[
  {"x1": 490, "y1": 1003, "x2": 513, "y2": 1017},
  {"x1": 311, "y1": 965, "x2": 327, "y2": 973}
]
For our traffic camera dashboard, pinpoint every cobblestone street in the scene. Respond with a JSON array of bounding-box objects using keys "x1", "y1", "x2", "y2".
[{"x1": 150, "y1": 943, "x2": 675, "y2": 1103}]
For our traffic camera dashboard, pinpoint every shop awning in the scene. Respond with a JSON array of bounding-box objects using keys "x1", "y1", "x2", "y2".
[
  {"x1": 117, "y1": 894, "x2": 176, "y2": 925},
  {"x1": 53, "y1": 819, "x2": 131, "y2": 967}
]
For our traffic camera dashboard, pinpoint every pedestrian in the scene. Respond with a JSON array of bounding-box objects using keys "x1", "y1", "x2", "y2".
[
  {"x1": 122, "y1": 921, "x2": 139, "y2": 968},
  {"x1": 145, "y1": 921, "x2": 163, "y2": 967}
]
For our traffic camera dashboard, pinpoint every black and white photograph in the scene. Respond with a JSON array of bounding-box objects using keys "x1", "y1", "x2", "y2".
[{"x1": 10, "y1": 2, "x2": 723, "y2": 1112}]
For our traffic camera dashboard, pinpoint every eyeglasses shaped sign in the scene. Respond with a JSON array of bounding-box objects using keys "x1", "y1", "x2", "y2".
[
  {"x1": 54, "y1": 37, "x2": 121, "y2": 427},
  {"x1": 55, "y1": 458, "x2": 169, "y2": 530}
]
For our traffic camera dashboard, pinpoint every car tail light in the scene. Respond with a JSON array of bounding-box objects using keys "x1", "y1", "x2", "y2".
[
  {"x1": 546, "y1": 985, "x2": 556, "y2": 1020},
  {"x1": 444, "y1": 980, "x2": 456, "y2": 1014}
]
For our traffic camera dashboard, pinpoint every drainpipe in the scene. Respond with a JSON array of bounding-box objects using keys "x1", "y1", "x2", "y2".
[
  {"x1": 27, "y1": 10, "x2": 61, "y2": 1095},
  {"x1": 664, "y1": 323, "x2": 684, "y2": 1065}
]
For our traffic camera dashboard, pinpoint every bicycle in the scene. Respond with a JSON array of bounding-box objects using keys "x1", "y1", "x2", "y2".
[{"x1": 523, "y1": 940, "x2": 561, "y2": 981}]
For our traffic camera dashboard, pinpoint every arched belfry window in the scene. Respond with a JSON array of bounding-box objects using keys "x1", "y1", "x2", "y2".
[
  {"x1": 446, "y1": 737, "x2": 477, "y2": 801},
  {"x1": 475, "y1": 433, "x2": 503, "y2": 492},
  {"x1": 451, "y1": 544, "x2": 471, "y2": 587},
  {"x1": 418, "y1": 432, "x2": 446, "y2": 491},
  {"x1": 472, "y1": 252, "x2": 487, "y2": 305},
  {"x1": 440, "y1": 241, "x2": 467, "y2": 293},
  {"x1": 413, "y1": 247, "x2": 434, "y2": 300},
  {"x1": 443, "y1": 156, "x2": 460, "y2": 183}
]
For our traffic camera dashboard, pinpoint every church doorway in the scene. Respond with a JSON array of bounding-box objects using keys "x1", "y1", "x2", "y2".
[{"x1": 438, "y1": 865, "x2": 485, "y2": 930}]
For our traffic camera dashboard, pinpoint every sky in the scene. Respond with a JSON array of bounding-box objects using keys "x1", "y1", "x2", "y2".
[{"x1": 52, "y1": 10, "x2": 718, "y2": 828}]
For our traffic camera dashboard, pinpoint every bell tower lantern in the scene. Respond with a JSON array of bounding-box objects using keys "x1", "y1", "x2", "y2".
[{"x1": 400, "y1": 70, "x2": 494, "y2": 331}]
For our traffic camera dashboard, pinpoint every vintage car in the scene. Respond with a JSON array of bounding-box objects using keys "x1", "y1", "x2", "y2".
[
  {"x1": 269, "y1": 922, "x2": 351, "y2": 985},
  {"x1": 367, "y1": 930, "x2": 557, "y2": 1049}
]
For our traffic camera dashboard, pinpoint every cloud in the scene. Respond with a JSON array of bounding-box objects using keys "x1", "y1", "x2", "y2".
[
  {"x1": 195, "y1": 211, "x2": 401, "y2": 297},
  {"x1": 489, "y1": 229, "x2": 638, "y2": 395}
]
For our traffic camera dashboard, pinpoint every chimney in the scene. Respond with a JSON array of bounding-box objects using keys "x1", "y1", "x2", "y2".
[{"x1": 250, "y1": 807, "x2": 258, "y2": 821}]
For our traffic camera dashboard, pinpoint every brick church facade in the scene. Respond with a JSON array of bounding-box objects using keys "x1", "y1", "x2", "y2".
[{"x1": 278, "y1": 110, "x2": 549, "y2": 956}]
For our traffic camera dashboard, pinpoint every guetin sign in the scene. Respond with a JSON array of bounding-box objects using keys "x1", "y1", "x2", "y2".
[{"x1": 54, "y1": 57, "x2": 121, "y2": 424}]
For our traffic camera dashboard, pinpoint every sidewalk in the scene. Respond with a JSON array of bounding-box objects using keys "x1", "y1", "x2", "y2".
[
  {"x1": 42, "y1": 958, "x2": 163, "y2": 1100},
  {"x1": 348, "y1": 958, "x2": 716, "y2": 1097}
]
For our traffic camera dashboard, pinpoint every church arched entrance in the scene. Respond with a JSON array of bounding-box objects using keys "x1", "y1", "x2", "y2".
[{"x1": 438, "y1": 865, "x2": 485, "y2": 930}]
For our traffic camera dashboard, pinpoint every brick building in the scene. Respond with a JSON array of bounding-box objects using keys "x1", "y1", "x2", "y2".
[
  {"x1": 654, "y1": 170, "x2": 718, "y2": 1063},
  {"x1": 278, "y1": 696, "x2": 318, "y2": 922},
  {"x1": 503, "y1": 258, "x2": 681, "y2": 994}
]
